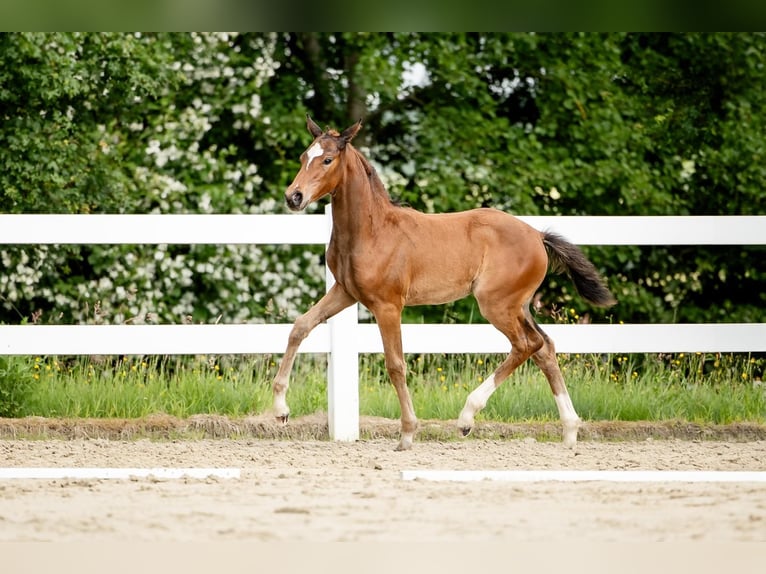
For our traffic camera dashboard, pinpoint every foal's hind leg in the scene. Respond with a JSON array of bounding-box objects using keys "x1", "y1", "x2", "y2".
[
  {"x1": 272, "y1": 283, "x2": 355, "y2": 423},
  {"x1": 457, "y1": 308, "x2": 544, "y2": 436},
  {"x1": 529, "y1": 324, "x2": 581, "y2": 447}
]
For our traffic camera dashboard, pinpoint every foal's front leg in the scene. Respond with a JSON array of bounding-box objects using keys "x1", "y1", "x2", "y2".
[
  {"x1": 272, "y1": 283, "x2": 355, "y2": 423},
  {"x1": 371, "y1": 303, "x2": 418, "y2": 451}
]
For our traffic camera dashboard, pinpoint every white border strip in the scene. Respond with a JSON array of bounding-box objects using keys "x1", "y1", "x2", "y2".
[
  {"x1": 0, "y1": 467, "x2": 241, "y2": 480},
  {"x1": 401, "y1": 470, "x2": 766, "y2": 483}
]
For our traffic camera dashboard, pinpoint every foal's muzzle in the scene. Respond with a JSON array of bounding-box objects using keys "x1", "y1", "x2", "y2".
[{"x1": 286, "y1": 190, "x2": 304, "y2": 211}]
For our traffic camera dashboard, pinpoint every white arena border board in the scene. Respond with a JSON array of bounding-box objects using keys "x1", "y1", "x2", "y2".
[
  {"x1": 401, "y1": 470, "x2": 766, "y2": 483},
  {"x1": 0, "y1": 467, "x2": 241, "y2": 480}
]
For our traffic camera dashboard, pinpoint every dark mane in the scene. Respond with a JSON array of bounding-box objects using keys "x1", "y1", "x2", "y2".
[{"x1": 350, "y1": 146, "x2": 405, "y2": 207}]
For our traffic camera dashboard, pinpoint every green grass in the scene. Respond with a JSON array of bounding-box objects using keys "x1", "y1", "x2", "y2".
[
  {"x1": 2, "y1": 352, "x2": 764, "y2": 424},
  {"x1": 18, "y1": 355, "x2": 279, "y2": 419},
  {"x1": 360, "y1": 352, "x2": 766, "y2": 424}
]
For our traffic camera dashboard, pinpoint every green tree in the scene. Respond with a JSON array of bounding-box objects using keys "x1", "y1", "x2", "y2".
[
  {"x1": 0, "y1": 32, "x2": 182, "y2": 213},
  {"x1": 1, "y1": 33, "x2": 763, "y2": 327},
  {"x1": 273, "y1": 32, "x2": 764, "y2": 323}
]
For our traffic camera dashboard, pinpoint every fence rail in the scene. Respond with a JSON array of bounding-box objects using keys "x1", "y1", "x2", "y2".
[
  {"x1": 1, "y1": 213, "x2": 763, "y2": 245},
  {"x1": 1, "y1": 211, "x2": 765, "y2": 441}
]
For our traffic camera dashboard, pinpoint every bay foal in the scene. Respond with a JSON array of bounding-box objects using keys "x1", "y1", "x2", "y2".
[{"x1": 273, "y1": 116, "x2": 616, "y2": 450}]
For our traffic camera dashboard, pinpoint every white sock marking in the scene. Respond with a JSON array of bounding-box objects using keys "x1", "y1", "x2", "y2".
[
  {"x1": 554, "y1": 393, "x2": 579, "y2": 424},
  {"x1": 467, "y1": 374, "x2": 496, "y2": 412}
]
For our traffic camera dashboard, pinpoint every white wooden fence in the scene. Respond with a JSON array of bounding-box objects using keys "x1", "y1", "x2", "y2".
[{"x1": 1, "y1": 209, "x2": 764, "y2": 441}]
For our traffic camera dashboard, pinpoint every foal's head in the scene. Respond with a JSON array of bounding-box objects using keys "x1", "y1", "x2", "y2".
[{"x1": 285, "y1": 115, "x2": 363, "y2": 211}]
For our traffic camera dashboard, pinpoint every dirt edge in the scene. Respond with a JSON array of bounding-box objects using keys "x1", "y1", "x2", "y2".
[{"x1": 1, "y1": 414, "x2": 765, "y2": 442}]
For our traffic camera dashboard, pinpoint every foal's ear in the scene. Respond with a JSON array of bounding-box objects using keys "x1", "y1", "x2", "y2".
[
  {"x1": 306, "y1": 115, "x2": 323, "y2": 138},
  {"x1": 339, "y1": 119, "x2": 363, "y2": 148}
]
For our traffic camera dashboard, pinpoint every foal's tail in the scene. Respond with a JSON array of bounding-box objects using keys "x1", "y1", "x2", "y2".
[{"x1": 542, "y1": 231, "x2": 617, "y2": 308}]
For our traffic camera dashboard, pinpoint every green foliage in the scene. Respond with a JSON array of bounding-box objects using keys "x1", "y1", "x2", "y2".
[
  {"x1": 13, "y1": 353, "x2": 765, "y2": 424},
  {"x1": 1, "y1": 33, "x2": 325, "y2": 325},
  {"x1": 1, "y1": 33, "x2": 764, "y2": 327},
  {"x1": 0, "y1": 32, "x2": 181, "y2": 214},
  {"x1": 0, "y1": 356, "x2": 35, "y2": 417},
  {"x1": 359, "y1": 352, "x2": 766, "y2": 424},
  {"x1": 19, "y1": 354, "x2": 330, "y2": 419}
]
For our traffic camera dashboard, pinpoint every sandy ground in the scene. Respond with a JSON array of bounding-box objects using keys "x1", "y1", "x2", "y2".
[{"x1": 1, "y1": 436, "x2": 765, "y2": 543}]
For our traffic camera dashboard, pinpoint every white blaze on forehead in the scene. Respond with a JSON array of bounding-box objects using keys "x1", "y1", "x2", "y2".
[{"x1": 305, "y1": 141, "x2": 324, "y2": 170}]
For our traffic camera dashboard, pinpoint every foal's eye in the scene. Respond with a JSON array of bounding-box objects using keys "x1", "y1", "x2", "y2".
[{"x1": 323, "y1": 157, "x2": 333, "y2": 165}]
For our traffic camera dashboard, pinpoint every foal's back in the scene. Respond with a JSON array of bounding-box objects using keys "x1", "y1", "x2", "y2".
[{"x1": 384, "y1": 206, "x2": 548, "y2": 307}]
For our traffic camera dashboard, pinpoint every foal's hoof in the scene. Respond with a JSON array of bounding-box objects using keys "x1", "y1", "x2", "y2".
[
  {"x1": 394, "y1": 435, "x2": 414, "y2": 451},
  {"x1": 456, "y1": 410, "x2": 475, "y2": 437},
  {"x1": 275, "y1": 414, "x2": 289, "y2": 425},
  {"x1": 562, "y1": 420, "x2": 580, "y2": 448}
]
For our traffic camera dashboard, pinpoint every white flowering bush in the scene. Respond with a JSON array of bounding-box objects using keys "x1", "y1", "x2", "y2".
[
  {"x1": 2, "y1": 33, "x2": 764, "y2": 328},
  {"x1": 1, "y1": 33, "x2": 325, "y2": 326}
]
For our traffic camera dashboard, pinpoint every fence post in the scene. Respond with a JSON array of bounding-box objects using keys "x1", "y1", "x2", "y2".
[{"x1": 324, "y1": 205, "x2": 360, "y2": 441}]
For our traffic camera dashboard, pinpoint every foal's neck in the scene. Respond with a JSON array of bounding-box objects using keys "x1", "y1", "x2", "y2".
[{"x1": 331, "y1": 146, "x2": 396, "y2": 237}]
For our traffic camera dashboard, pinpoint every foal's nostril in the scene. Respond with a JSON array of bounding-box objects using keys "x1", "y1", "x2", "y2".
[{"x1": 287, "y1": 191, "x2": 303, "y2": 209}]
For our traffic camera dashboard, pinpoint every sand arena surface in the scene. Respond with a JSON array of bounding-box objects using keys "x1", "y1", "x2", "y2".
[{"x1": 1, "y1": 436, "x2": 765, "y2": 542}]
